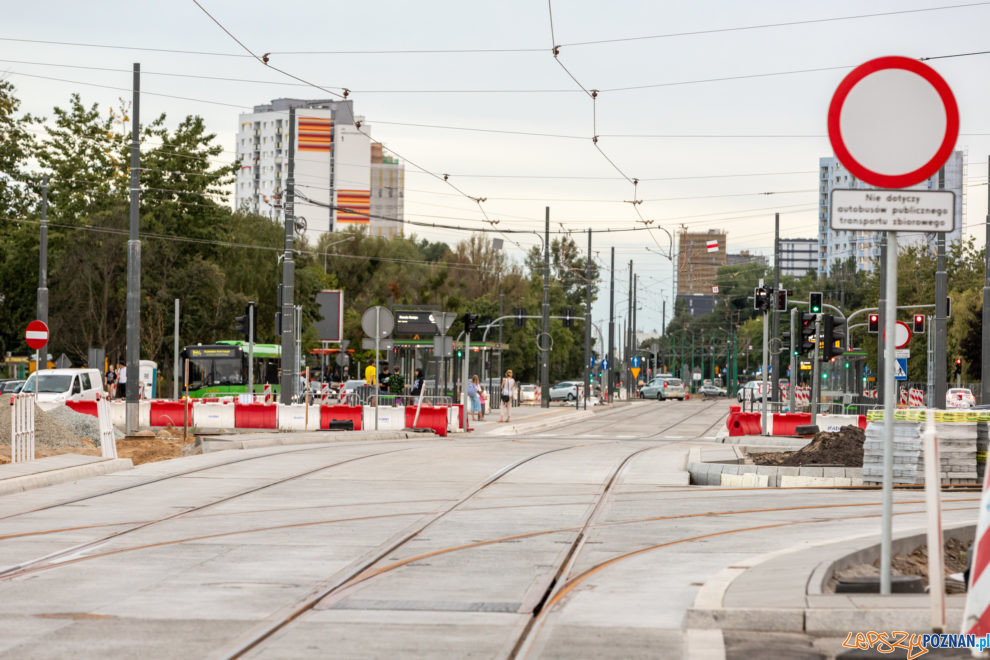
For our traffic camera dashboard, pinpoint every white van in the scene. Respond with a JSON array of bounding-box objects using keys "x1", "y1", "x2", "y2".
[{"x1": 21, "y1": 368, "x2": 106, "y2": 410}]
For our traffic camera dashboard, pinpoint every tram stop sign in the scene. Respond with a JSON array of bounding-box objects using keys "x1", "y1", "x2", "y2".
[
  {"x1": 827, "y1": 56, "x2": 959, "y2": 233},
  {"x1": 25, "y1": 320, "x2": 49, "y2": 350}
]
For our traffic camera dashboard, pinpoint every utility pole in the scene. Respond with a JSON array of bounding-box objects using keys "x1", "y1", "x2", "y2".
[
  {"x1": 541, "y1": 207, "x2": 550, "y2": 408},
  {"x1": 627, "y1": 260, "x2": 633, "y2": 398},
  {"x1": 983, "y1": 156, "x2": 990, "y2": 405},
  {"x1": 661, "y1": 298, "x2": 666, "y2": 370},
  {"x1": 934, "y1": 166, "x2": 948, "y2": 408},
  {"x1": 789, "y1": 307, "x2": 797, "y2": 411},
  {"x1": 125, "y1": 63, "x2": 142, "y2": 435},
  {"x1": 608, "y1": 247, "x2": 615, "y2": 402},
  {"x1": 811, "y1": 314, "x2": 822, "y2": 427},
  {"x1": 584, "y1": 228, "x2": 591, "y2": 410},
  {"x1": 280, "y1": 107, "x2": 298, "y2": 403},
  {"x1": 632, "y1": 273, "x2": 638, "y2": 365},
  {"x1": 771, "y1": 213, "x2": 781, "y2": 405}
]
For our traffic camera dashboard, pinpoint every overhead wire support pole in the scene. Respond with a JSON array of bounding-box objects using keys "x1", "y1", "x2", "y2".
[
  {"x1": 608, "y1": 247, "x2": 615, "y2": 403},
  {"x1": 771, "y1": 212, "x2": 780, "y2": 407},
  {"x1": 125, "y1": 62, "x2": 141, "y2": 435},
  {"x1": 280, "y1": 107, "x2": 297, "y2": 404},
  {"x1": 541, "y1": 207, "x2": 550, "y2": 409},
  {"x1": 934, "y1": 166, "x2": 948, "y2": 408},
  {"x1": 584, "y1": 228, "x2": 591, "y2": 410},
  {"x1": 984, "y1": 155, "x2": 990, "y2": 405},
  {"x1": 881, "y1": 231, "x2": 898, "y2": 596}
]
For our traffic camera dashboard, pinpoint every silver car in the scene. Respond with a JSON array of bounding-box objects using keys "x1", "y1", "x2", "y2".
[
  {"x1": 640, "y1": 377, "x2": 686, "y2": 400},
  {"x1": 548, "y1": 381, "x2": 581, "y2": 401}
]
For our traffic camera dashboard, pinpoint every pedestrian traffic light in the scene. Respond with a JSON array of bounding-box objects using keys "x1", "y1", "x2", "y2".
[
  {"x1": 799, "y1": 313, "x2": 816, "y2": 353},
  {"x1": 822, "y1": 314, "x2": 846, "y2": 361},
  {"x1": 514, "y1": 308, "x2": 526, "y2": 327},
  {"x1": 913, "y1": 314, "x2": 925, "y2": 333},
  {"x1": 563, "y1": 308, "x2": 574, "y2": 327},
  {"x1": 809, "y1": 292, "x2": 823, "y2": 314},
  {"x1": 868, "y1": 313, "x2": 879, "y2": 334},
  {"x1": 775, "y1": 289, "x2": 788, "y2": 311},
  {"x1": 954, "y1": 358, "x2": 962, "y2": 376},
  {"x1": 782, "y1": 331, "x2": 791, "y2": 356}
]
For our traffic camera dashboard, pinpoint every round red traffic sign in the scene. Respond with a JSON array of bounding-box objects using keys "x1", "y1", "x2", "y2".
[
  {"x1": 827, "y1": 56, "x2": 959, "y2": 189},
  {"x1": 25, "y1": 320, "x2": 49, "y2": 350},
  {"x1": 884, "y1": 321, "x2": 912, "y2": 349}
]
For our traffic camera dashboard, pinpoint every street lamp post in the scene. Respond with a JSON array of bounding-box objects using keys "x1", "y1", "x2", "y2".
[{"x1": 323, "y1": 235, "x2": 355, "y2": 273}]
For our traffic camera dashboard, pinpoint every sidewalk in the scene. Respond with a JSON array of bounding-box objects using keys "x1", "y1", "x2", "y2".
[{"x1": 0, "y1": 453, "x2": 133, "y2": 496}]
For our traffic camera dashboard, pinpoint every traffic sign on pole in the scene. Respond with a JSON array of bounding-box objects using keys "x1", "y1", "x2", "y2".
[
  {"x1": 25, "y1": 320, "x2": 49, "y2": 350},
  {"x1": 827, "y1": 56, "x2": 959, "y2": 189}
]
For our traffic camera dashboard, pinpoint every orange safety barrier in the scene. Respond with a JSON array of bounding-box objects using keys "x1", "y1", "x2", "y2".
[
  {"x1": 149, "y1": 400, "x2": 191, "y2": 427},
  {"x1": 320, "y1": 404, "x2": 363, "y2": 431},
  {"x1": 234, "y1": 402, "x2": 277, "y2": 429},
  {"x1": 405, "y1": 405, "x2": 448, "y2": 437}
]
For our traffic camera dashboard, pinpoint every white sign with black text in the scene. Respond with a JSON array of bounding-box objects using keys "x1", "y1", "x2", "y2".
[{"x1": 830, "y1": 189, "x2": 955, "y2": 233}]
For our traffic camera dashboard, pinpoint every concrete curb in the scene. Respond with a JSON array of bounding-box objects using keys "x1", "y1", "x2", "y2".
[
  {"x1": 0, "y1": 457, "x2": 134, "y2": 496},
  {"x1": 686, "y1": 445, "x2": 863, "y2": 487},
  {"x1": 199, "y1": 430, "x2": 435, "y2": 452},
  {"x1": 687, "y1": 524, "x2": 975, "y2": 635}
]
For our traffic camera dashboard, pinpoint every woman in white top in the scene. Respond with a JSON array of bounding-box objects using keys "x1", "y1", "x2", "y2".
[{"x1": 498, "y1": 369, "x2": 515, "y2": 423}]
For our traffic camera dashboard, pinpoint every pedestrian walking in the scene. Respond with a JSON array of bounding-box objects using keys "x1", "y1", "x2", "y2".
[
  {"x1": 117, "y1": 363, "x2": 127, "y2": 399},
  {"x1": 478, "y1": 384, "x2": 487, "y2": 421},
  {"x1": 389, "y1": 366, "x2": 405, "y2": 405},
  {"x1": 468, "y1": 375, "x2": 481, "y2": 421},
  {"x1": 379, "y1": 365, "x2": 391, "y2": 396},
  {"x1": 411, "y1": 368, "x2": 425, "y2": 397},
  {"x1": 105, "y1": 365, "x2": 117, "y2": 399},
  {"x1": 498, "y1": 369, "x2": 515, "y2": 423}
]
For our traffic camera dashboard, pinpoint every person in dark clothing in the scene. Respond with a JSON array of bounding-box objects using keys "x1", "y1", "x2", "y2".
[
  {"x1": 411, "y1": 369, "x2": 425, "y2": 396},
  {"x1": 379, "y1": 366, "x2": 391, "y2": 395}
]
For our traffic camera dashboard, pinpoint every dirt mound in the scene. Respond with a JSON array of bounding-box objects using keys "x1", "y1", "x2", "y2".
[
  {"x1": 831, "y1": 537, "x2": 970, "y2": 593},
  {"x1": 115, "y1": 426, "x2": 197, "y2": 466},
  {"x1": 748, "y1": 425, "x2": 865, "y2": 467}
]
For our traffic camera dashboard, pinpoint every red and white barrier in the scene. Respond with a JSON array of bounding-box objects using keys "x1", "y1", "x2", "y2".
[
  {"x1": 794, "y1": 387, "x2": 810, "y2": 407},
  {"x1": 863, "y1": 389, "x2": 878, "y2": 399},
  {"x1": 10, "y1": 393, "x2": 36, "y2": 463},
  {"x1": 321, "y1": 383, "x2": 329, "y2": 405},
  {"x1": 963, "y1": 438, "x2": 990, "y2": 634},
  {"x1": 263, "y1": 383, "x2": 272, "y2": 404},
  {"x1": 899, "y1": 389, "x2": 909, "y2": 405},
  {"x1": 909, "y1": 388, "x2": 925, "y2": 407},
  {"x1": 277, "y1": 404, "x2": 321, "y2": 431}
]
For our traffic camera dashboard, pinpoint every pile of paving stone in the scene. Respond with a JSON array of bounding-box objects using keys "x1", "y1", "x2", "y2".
[
  {"x1": 863, "y1": 419, "x2": 976, "y2": 485},
  {"x1": 0, "y1": 394, "x2": 88, "y2": 449}
]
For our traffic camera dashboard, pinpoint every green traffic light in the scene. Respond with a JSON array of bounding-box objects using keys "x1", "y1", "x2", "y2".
[
  {"x1": 844, "y1": 361, "x2": 849, "y2": 369},
  {"x1": 822, "y1": 373, "x2": 828, "y2": 379}
]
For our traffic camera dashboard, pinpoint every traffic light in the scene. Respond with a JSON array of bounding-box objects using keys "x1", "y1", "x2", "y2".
[
  {"x1": 822, "y1": 314, "x2": 846, "y2": 361},
  {"x1": 563, "y1": 308, "x2": 574, "y2": 327},
  {"x1": 775, "y1": 289, "x2": 788, "y2": 311},
  {"x1": 954, "y1": 358, "x2": 962, "y2": 376},
  {"x1": 235, "y1": 302, "x2": 257, "y2": 342},
  {"x1": 514, "y1": 308, "x2": 526, "y2": 327},
  {"x1": 753, "y1": 286, "x2": 773, "y2": 312},
  {"x1": 868, "y1": 313, "x2": 879, "y2": 334},
  {"x1": 462, "y1": 313, "x2": 479, "y2": 333},
  {"x1": 809, "y1": 292, "x2": 823, "y2": 314},
  {"x1": 913, "y1": 314, "x2": 925, "y2": 333},
  {"x1": 799, "y1": 313, "x2": 816, "y2": 354},
  {"x1": 782, "y1": 331, "x2": 792, "y2": 356}
]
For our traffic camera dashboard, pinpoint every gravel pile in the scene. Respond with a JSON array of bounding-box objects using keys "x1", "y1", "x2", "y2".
[
  {"x1": 46, "y1": 404, "x2": 124, "y2": 444},
  {"x1": 0, "y1": 394, "x2": 88, "y2": 449},
  {"x1": 749, "y1": 425, "x2": 865, "y2": 467}
]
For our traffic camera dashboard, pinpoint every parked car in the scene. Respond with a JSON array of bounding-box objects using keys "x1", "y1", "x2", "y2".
[
  {"x1": 737, "y1": 380, "x2": 766, "y2": 403},
  {"x1": 640, "y1": 377, "x2": 686, "y2": 400},
  {"x1": 698, "y1": 383, "x2": 726, "y2": 397},
  {"x1": 21, "y1": 368, "x2": 106, "y2": 410},
  {"x1": 548, "y1": 381, "x2": 581, "y2": 401},
  {"x1": 0, "y1": 379, "x2": 24, "y2": 394},
  {"x1": 946, "y1": 387, "x2": 976, "y2": 408},
  {"x1": 519, "y1": 383, "x2": 537, "y2": 402}
]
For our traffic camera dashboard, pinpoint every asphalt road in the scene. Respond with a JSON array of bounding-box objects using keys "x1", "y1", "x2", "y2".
[{"x1": 0, "y1": 399, "x2": 977, "y2": 659}]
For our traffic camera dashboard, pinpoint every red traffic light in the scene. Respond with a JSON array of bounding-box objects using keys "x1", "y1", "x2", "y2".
[
  {"x1": 955, "y1": 358, "x2": 962, "y2": 365},
  {"x1": 867, "y1": 313, "x2": 879, "y2": 333}
]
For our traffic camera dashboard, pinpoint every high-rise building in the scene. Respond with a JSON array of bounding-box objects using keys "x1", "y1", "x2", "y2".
[
  {"x1": 817, "y1": 151, "x2": 964, "y2": 273},
  {"x1": 235, "y1": 98, "x2": 372, "y2": 234},
  {"x1": 676, "y1": 229, "x2": 726, "y2": 317},
  {"x1": 369, "y1": 142, "x2": 404, "y2": 238},
  {"x1": 778, "y1": 238, "x2": 818, "y2": 278}
]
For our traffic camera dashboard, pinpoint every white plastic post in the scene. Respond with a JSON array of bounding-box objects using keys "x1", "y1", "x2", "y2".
[
  {"x1": 923, "y1": 409, "x2": 945, "y2": 632},
  {"x1": 97, "y1": 397, "x2": 118, "y2": 459},
  {"x1": 11, "y1": 393, "x2": 36, "y2": 463}
]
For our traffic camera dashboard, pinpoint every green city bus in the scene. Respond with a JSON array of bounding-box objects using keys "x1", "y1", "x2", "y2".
[{"x1": 181, "y1": 341, "x2": 281, "y2": 398}]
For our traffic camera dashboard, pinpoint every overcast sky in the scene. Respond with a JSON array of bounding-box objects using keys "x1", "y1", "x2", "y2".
[{"x1": 5, "y1": 0, "x2": 990, "y2": 334}]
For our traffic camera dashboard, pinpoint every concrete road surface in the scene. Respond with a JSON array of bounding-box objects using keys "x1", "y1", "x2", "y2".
[{"x1": 0, "y1": 399, "x2": 977, "y2": 659}]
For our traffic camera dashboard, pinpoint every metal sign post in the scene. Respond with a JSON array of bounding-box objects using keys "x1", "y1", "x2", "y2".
[
  {"x1": 827, "y1": 56, "x2": 959, "y2": 596},
  {"x1": 361, "y1": 306, "x2": 394, "y2": 431}
]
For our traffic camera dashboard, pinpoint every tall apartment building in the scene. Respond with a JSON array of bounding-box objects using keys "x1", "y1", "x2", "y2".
[
  {"x1": 235, "y1": 98, "x2": 372, "y2": 235},
  {"x1": 778, "y1": 238, "x2": 818, "y2": 278},
  {"x1": 676, "y1": 229, "x2": 726, "y2": 317},
  {"x1": 369, "y1": 142, "x2": 405, "y2": 238},
  {"x1": 817, "y1": 151, "x2": 964, "y2": 273}
]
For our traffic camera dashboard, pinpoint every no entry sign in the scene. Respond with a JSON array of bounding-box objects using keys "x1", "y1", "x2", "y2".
[
  {"x1": 827, "y1": 56, "x2": 959, "y2": 189},
  {"x1": 25, "y1": 320, "x2": 49, "y2": 350}
]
